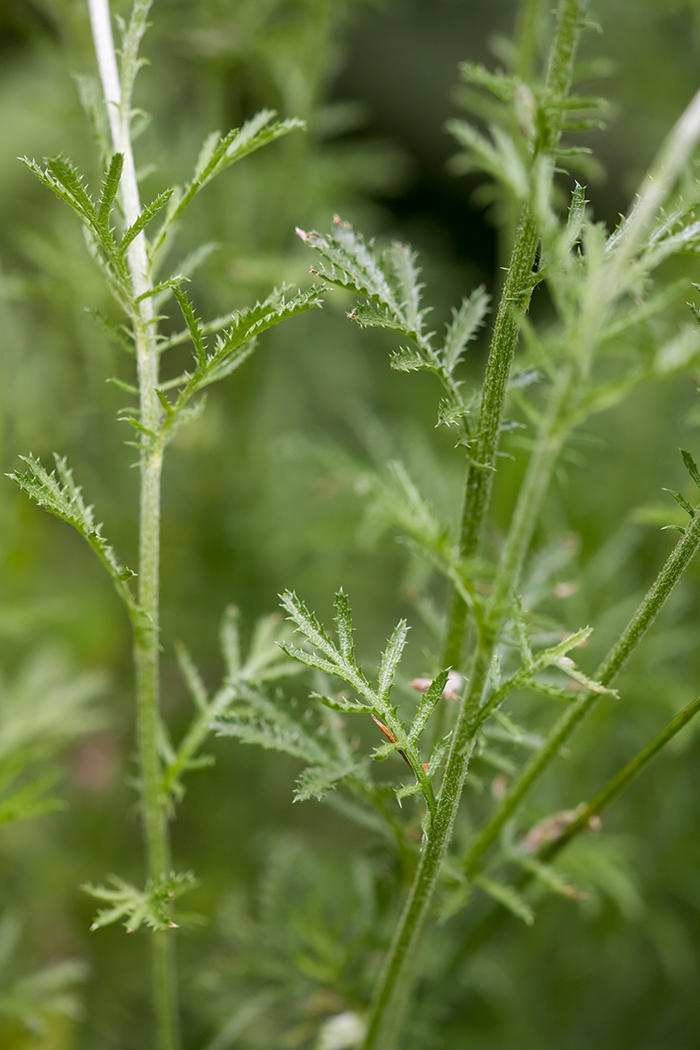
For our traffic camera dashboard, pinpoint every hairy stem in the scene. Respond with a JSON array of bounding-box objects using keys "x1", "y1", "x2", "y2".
[
  {"x1": 364, "y1": 6, "x2": 589, "y2": 1047},
  {"x1": 87, "y1": 2, "x2": 178, "y2": 1048},
  {"x1": 457, "y1": 75, "x2": 700, "y2": 874},
  {"x1": 440, "y1": 690, "x2": 700, "y2": 980},
  {"x1": 442, "y1": 0, "x2": 589, "y2": 671},
  {"x1": 541, "y1": 692, "x2": 700, "y2": 860},
  {"x1": 464, "y1": 501, "x2": 700, "y2": 875}
]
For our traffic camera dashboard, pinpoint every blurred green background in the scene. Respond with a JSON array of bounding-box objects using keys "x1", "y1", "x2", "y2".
[{"x1": 2, "y1": 0, "x2": 700, "y2": 1047}]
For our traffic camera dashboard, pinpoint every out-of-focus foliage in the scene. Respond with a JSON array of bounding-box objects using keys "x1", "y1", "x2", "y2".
[{"x1": 2, "y1": 0, "x2": 700, "y2": 1048}]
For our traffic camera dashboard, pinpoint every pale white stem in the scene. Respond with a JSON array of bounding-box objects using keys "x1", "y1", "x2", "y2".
[{"x1": 87, "y1": 0, "x2": 151, "y2": 301}]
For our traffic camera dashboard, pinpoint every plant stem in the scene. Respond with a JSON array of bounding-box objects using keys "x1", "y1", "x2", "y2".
[
  {"x1": 442, "y1": 0, "x2": 588, "y2": 671},
  {"x1": 464, "y1": 501, "x2": 700, "y2": 875},
  {"x1": 541, "y1": 692, "x2": 700, "y2": 860},
  {"x1": 442, "y1": 207, "x2": 539, "y2": 668},
  {"x1": 87, "y1": 3, "x2": 178, "y2": 1048},
  {"x1": 515, "y1": 0, "x2": 545, "y2": 81},
  {"x1": 363, "y1": 9, "x2": 590, "y2": 1043},
  {"x1": 440, "y1": 691, "x2": 700, "y2": 981}
]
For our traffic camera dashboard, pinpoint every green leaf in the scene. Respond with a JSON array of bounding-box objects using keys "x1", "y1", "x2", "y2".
[
  {"x1": 46, "y1": 154, "x2": 95, "y2": 218},
  {"x1": 377, "y1": 621, "x2": 409, "y2": 704},
  {"x1": 294, "y1": 762, "x2": 364, "y2": 802},
  {"x1": 349, "y1": 302, "x2": 408, "y2": 333},
  {"x1": 384, "y1": 241, "x2": 425, "y2": 336},
  {"x1": 408, "y1": 669, "x2": 450, "y2": 745},
  {"x1": 84, "y1": 871, "x2": 197, "y2": 933},
  {"x1": 472, "y1": 874, "x2": 534, "y2": 925},
  {"x1": 157, "y1": 111, "x2": 305, "y2": 241},
  {"x1": 390, "y1": 346, "x2": 428, "y2": 372},
  {"x1": 458, "y1": 61, "x2": 518, "y2": 102},
  {"x1": 662, "y1": 488, "x2": 695, "y2": 518},
  {"x1": 280, "y1": 591, "x2": 338, "y2": 663},
  {"x1": 96, "y1": 153, "x2": 124, "y2": 233},
  {"x1": 119, "y1": 187, "x2": 174, "y2": 255},
  {"x1": 175, "y1": 644, "x2": 208, "y2": 713},
  {"x1": 442, "y1": 285, "x2": 490, "y2": 373},
  {"x1": 311, "y1": 692, "x2": 372, "y2": 714},
  {"x1": 8, "y1": 456, "x2": 137, "y2": 596},
  {"x1": 516, "y1": 855, "x2": 587, "y2": 900},
  {"x1": 333, "y1": 589, "x2": 357, "y2": 666},
  {"x1": 447, "y1": 120, "x2": 529, "y2": 200},
  {"x1": 209, "y1": 286, "x2": 322, "y2": 367},
  {"x1": 172, "y1": 286, "x2": 207, "y2": 367},
  {"x1": 298, "y1": 217, "x2": 401, "y2": 316},
  {"x1": 681, "y1": 448, "x2": 700, "y2": 490},
  {"x1": 561, "y1": 182, "x2": 587, "y2": 253}
]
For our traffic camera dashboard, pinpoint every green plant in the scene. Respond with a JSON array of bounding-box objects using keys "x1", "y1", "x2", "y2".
[
  {"x1": 9, "y1": 1, "x2": 322, "y2": 1047},
  {"x1": 207, "y1": 0, "x2": 700, "y2": 1046}
]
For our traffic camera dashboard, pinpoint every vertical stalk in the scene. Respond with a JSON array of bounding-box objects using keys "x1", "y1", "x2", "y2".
[
  {"x1": 457, "y1": 76, "x2": 700, "y2": 878},
  {"x1": 442, "y1": 0, "x2": 589, "y2": 670},
  {"x1": 464, "y1": 495, "x2": 700, "y2": 875},
  {"x1": 87, "y1": 2, "x2": 178, "y2": 1048},
  {"x1": 364, "y1": 5, "x2": 589, "y2": 1048}
]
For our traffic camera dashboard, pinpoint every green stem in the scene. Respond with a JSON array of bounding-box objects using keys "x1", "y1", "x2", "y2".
[
  {"x1": 363, "y1": 7, "x2": 589, "y2": 1047},
  {"x1": 442, "y1": 0, "x2": 588, "y2": 671},
  {"x1": 87, "y1": 3, "x2": 178, "y2": 1048},
  {"x1": 541, "y1": 692, "x2": 700, "y2": 861},
  {"x1": 464, "y1": 501, "x2": 700, "y2": 875},
  {"x1": 441, "y1": 690, "x2": 700, "y2": 980},
  {"x1": 515, "y1": 0, "x2": 545, "y2": 81},
  {"x1": 442, "y1": 207, "x2": 539, "y2": 668}
]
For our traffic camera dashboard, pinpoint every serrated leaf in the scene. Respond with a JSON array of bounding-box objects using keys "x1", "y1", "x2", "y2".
[
  {"x1": 159, "y1": 111, "x2": 305, "y2": 240},
  {"x1": 408, "y1": 669, "x2": 450, "y2": 745},
  {"x1": 349, "y1": 302, "x2": 407, "y2": 333},
  {"x1": 680, "y1": 449, "x2": 700, "y2": 490},
  {"x1": 473, "y1": 875, "x2": 534, "y2": 924},
  {"x1": 516, "y1": 855, "x2": 587, "y2": 900},
  {"x1": 8, "y1": 455, "x2": 137, "y2": 595},
  {"x1": 175, "y1": 644, "x2": 208, "y2": 713},
  {"x1": 84, "y1": 871, "x2": 196, "y2": 933},
  {"x1": 120, "y1": 188, "x2": 174, "y2": 255},
  {"x1": 212, "y1": 286, "x2": 322, "y2": 361},
  {"x1": 277, "y1": 641, "x2": 338, "y2": 678},
  {"x1": 448, "y1": 120, "x2": 529, "y2": 199},
  {"x1": 384, "y1": 241, "x2": 425, "y2": 336},
  {"x1": 96, "y1": 153, "x2": 124, "y2": 232},
  {"x1": 663, "y1": 487, "x2": 695, "y2": 517},
  {"x1": 389, "y1": 346, "x2": 428, "y2": 372},
  {"x1": 172, "y1": 286, "x2": 207, "y2": 367},
  {"x1": 377, "y1": 621, "x2": 409, "y2": 703},
  {"x1": 561, "y1": 182, "x2": 587, "y2": 252},
  {"x1": 333, "y1": 590, "x2": 357, "y2": 665},
  {"x1": 298, "y1": 218, "x2": 401, "y2": 316},
  {"x1": 279, "y1": 591, "x2": 338, "y2": 661},
  {"x1": 458, "y1": 61, "x2": 518, "y2": 102},
  {"x1": 311, "y1": 692, "x2": 372, "y2": 714},
  {"x1": 294, "y1": 762, "x2": 363, "y2": 802},
  {"x1": 442, "y1": 285, "x2": 490, "y2": 373},
  {"x1": 46, "y1": 154, "x2": 95, "y2": 217}
]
